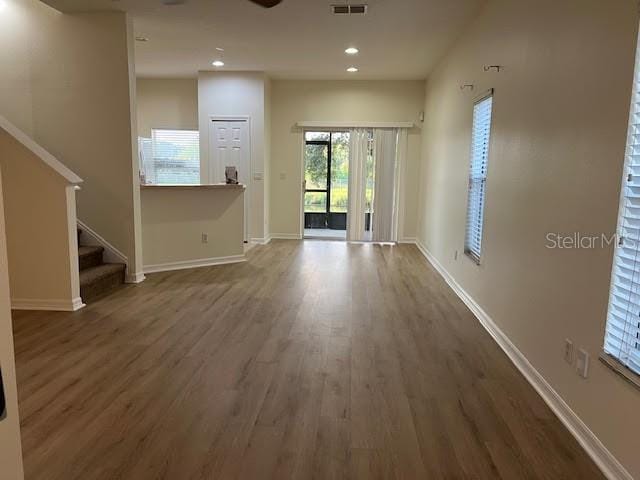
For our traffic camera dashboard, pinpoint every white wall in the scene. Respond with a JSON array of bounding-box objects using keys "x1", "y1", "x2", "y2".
[
  {"x1": 136, "y1": 78, "x2": 246, "y2": 270},
  {"x1": 140, "y1": 186, "x2": 245, "y2": 270},
  {"x1": 136, "y1": 78, "x2": 198, "y2": 138},
  {"x1": 0, "y1": 0, "x2": 34, "y2": 135},
  {"x1": 0, "y1": 130, "x2": 81, "y2": 310},
  {"x1": 126, "y1": 19, "x2": 143, "y2": 281},
  {"x1": 0, "y1": 168, "x2": 25, "y2": 480},
  {"x1": 140, "y1": 77, "x2": 422, "y2": 243},
  {"x1": 198, "y1": 72, "x2": 269, "y2": 242},
  {"x1": 0, "y1": 0, "x2": 142, "y2": 280},
  {"x1": 417, "y1": 0, "x2": 640, "y2": 476},
  {"x1": 269, "y1": 80, "x2": 424, "y2": 239}
]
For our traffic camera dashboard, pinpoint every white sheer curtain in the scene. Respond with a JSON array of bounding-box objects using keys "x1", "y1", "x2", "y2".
[
  {"x1": 347, "y1": 128, "x2": 369, "y2": 241},
  {"x1": 395, "y1": 128, "x2": 407, "y2": 240},
  {"x1": 371, "y1": 128, "x2": 407, "y2": 242},
  {"x1": 347, "y1": 127, "x2": 407, "y2": 242}
]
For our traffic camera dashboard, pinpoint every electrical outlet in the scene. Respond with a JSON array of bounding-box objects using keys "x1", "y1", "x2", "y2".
[
  {"x1": 279, "y1": 172, "x2": 286, "y2": 180},
  {"x1": 201, "y1": 233, "x2": 208, "y2": 244},
  {"x1": 564, "y1": 339, "x2": 574, "y2": 364},
  {"x1": 576, "y1": 348, "x2": 589, "y2": 378}
]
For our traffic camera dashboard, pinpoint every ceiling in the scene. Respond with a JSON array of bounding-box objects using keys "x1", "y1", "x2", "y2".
[{"x1": 40, "y1": 0, "x2": 484, "y2": 79}]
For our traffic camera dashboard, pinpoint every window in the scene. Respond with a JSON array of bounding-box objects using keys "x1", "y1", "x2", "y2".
[
  {"x1": 330, "y1": 132, "x2": 350, "y2": 213},
  {"x1": 304, "y1": 133, "x2": 330, "y2": 214},
  {"x1": 464, "y1": 91, "x2": 494, "y2": 263},
  {"x1": 603, "y1": 39, "x2": 640, "y2": 381},
  {"x1": 303, "y1": 131, "x2": 350, "y2": 216},
  {"x1": 140, "y1": 129, "x2": 200, "y2": 185}
]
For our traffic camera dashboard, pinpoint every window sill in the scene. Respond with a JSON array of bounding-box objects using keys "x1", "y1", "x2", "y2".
[
  {"x1": 464, "y1": 249, "x2": 481, "y2": 265},
  {"x1": 599, "y1": 352, "x2": 640, "y2": 391}
]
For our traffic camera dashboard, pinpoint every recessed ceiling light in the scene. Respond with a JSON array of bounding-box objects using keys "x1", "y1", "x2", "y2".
[
  {"x1": 345, "y1": 47, "x2": 359, "y2": 55},
  {"x1": 212, "y1": 60, "x2": 225, "y2": 67},
  {"x1": 347, "y1": 66, "x2": 359, "y2": 73},
  {"x1": 135, "y1": 36, "x2": 149, "y2": 42}
]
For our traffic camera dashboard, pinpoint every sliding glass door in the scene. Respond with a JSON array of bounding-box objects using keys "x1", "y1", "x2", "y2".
[
  {"x1": 303, "y1": 127, "x2": 403, "y2": 242},
  {"x1": 304, "y1": 132, "x2": 349, "y2": 236}
]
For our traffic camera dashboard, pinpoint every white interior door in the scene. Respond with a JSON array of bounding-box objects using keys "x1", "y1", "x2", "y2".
[{"x1": 209, "y1": 119, "x2": 250, "y2": 241}]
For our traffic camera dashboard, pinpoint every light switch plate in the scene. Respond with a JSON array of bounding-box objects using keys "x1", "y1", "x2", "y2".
[
  {"x1": 564, "y1": 338, "x2": 574, "y2": 364},
  {"x1": 576, "y1": 348, "x2": 589, "y2": 378}
]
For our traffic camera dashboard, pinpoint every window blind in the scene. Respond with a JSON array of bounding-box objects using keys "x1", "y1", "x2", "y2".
[
  {"x1": 603, "y1": 40, "x2": 640, "y2": 377},
  {"x1": 464, "y1": 92, "x2": 493, "y2": 263},
  {"x1": 143, "y1": 129, "x2": 200, "y2": 185}
]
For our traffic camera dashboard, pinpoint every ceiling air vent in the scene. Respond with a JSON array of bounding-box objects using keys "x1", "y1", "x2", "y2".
[
  {"x1": 348, "y1": 4, "x2": 367, "y2": 14},
  {"x1": 331, "y1": 4, "x2": 368, "y2": 15}
]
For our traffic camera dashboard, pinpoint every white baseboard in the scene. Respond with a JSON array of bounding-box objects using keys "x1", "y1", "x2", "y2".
[
  {"x1": 250, "y1": 236, "x2": 272, "y2": 245},
  {"x1": 414, "y1": 239, "x2": 633, "y2": 480},
  {"x1": 270, "y1": 233, "x2": 302, "y2": 240},
  {"x1": 144, "y1": 254, "x2": 246, "y2": 274},
  {"x1": 11, "y1": 296, "x2": 85, "y2": 312},
  {"x1": 398, "y1": 237, "x2": 417, "y2": 244},
  {"x1": 77, "y1": 220, "x2": 128, "y2": 267},
  {"x1": 125, "y1": 272, "x2": 146, "y2": 284}
]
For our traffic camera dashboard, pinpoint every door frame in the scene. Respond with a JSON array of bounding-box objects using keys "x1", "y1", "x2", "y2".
[
  {"x1": 298, "y1": 131, "x2": 305, "y2": 238},
  {"x1": 300, "y1": 129, "x2": 350, "y2": 238},
  {"x1": 304, "y1": 137, "x2": 331, "y2": 228},
  {"x1": 208, "y1": 115, "x2": 252, "y2": 242}
]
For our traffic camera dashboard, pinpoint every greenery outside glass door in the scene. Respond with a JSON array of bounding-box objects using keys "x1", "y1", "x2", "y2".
[{"x1": 304, "y1": 131, "x2": 349, "y2": 231}]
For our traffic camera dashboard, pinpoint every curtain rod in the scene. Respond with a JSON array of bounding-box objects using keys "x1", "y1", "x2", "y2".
[{"x1": 296, "y1": 121, "x2": 414, "y2": 129}]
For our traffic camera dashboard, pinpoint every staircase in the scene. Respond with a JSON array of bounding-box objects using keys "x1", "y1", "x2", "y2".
[{"x1": 77, "y1": 229, "x2": 126, "y2": 302}]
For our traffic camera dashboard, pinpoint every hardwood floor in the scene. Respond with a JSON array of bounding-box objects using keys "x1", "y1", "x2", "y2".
[{"x1": 13, "y1": 240, "x2": 605, "y2": 480}]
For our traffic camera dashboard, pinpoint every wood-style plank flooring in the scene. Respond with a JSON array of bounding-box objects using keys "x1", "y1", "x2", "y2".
[{"x1": 13, "y1": 240, "x2": 605, "y2": 479}]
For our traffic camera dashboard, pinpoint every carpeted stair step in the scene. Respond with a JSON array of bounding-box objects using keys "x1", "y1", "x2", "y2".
[
  {"x1": 80, "y1": 263, "x2": 126, "y2": 302},
  {"x1": 78, "y1": 245, "x2": 104, "y2": 271}
]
